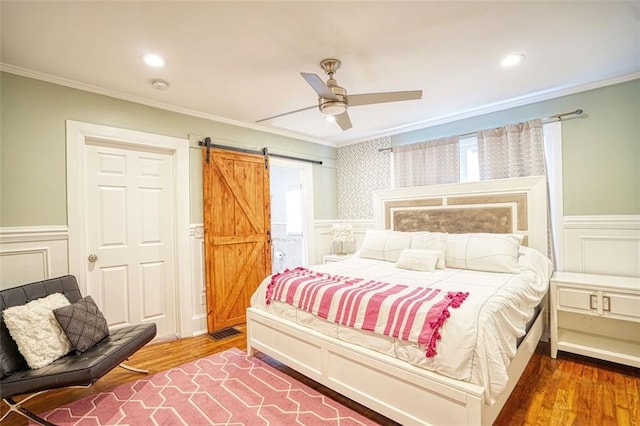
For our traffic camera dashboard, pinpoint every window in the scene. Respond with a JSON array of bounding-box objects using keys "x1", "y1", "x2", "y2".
[
  {"x1": 459, "y1": 136, "x2": 479, "y2": 183},
  {"x1": 394, "y1": 122, "x2": 554, "y2": 186}
]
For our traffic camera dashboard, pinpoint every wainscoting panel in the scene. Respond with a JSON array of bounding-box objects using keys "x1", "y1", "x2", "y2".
[
  {"x1": 190, "y1": 224, "x2": 207, "y2": 335},
  {"x1": 563, "y1": 216, "x2": 640, "y2": 277},
  {"x1": 0, "y1": 226, "x2": 69, "y2": 289}
]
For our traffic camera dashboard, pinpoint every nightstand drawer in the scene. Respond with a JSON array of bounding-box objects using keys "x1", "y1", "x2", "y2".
[
  {"x1": 605, "y1": 291, "x2": 640, "y2": 320},
  {"x1": 557, "y1": 287, "x2": 595, "y2": 312}
]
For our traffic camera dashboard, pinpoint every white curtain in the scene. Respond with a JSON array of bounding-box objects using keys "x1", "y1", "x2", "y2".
[
  {"x1": 392, "y1": 136, "x2": 460, "y2": 188},
  {"x1": 477, "y1": 118, "x2": 556, "y2": 264},
  {"x1": 477, "y1": 119, "x2": 545, "y2": 180},
  {"x1": 543, "y1": 121, "x2": 563, "y2": 269}
]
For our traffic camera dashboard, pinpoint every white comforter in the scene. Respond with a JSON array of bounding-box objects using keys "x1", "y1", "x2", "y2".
[{"x1": 250, "y1": 246, "x2": 552, "y2": 403}]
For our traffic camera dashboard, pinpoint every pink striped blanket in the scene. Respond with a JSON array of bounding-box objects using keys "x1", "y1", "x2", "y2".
[{"x1": 266, "y1": 267, "x2": 469, "y2": 358}]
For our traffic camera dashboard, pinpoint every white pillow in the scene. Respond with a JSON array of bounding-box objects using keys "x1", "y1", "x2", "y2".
[
  {"x1": 2, "y1": 293, "x2": 72, "y2": 369},
  {"x1": 358, "y1": 230, "x2": 413, "y2": 262},
  {"x1": 395, "y1": 249, "x2": 440, "y2": 272},
  {"x1": 446, "y1": 233, "x2": 523, "y2": 273},
  {"x1": 410, "y1": 232, "x2": 448, "y2": 269}
]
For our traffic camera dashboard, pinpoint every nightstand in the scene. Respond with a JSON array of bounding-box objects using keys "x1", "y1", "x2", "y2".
[
  {"x1": 322, "y1": 254, "x2": 352, "y2": 264},
  {"x1": 550, "y1": 272, "x2": 640, "y2": 367}
]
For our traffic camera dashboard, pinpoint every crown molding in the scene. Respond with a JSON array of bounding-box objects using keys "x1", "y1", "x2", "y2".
[
  {"x1": 3, "y1": 63, "x2": 637, "y2": 150},
  {"x1": 339, "y1": 72, "x2": 640, "y2": 147},
  {"x1": 0, "y1": 63, "x2": 335, "y2": 148}
]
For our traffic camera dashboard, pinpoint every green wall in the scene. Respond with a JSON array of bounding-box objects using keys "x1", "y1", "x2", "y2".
[
  {"x1": 3, "y1": 73, "x2": 637, "y2": 225},
  {"x1": 0, "y1": 72, "x2": 337, "y2": 226},
  {"x1": 392, "y1": 78, "x2": 640, "y2": 215}
]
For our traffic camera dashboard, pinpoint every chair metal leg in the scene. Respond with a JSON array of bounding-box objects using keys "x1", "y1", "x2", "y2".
[
  {"x1": 2, "y1": 398, "x2": 56, "y2": 426},
  {"x1": 118, "y1": 363, "x2": 149, "y2": 374},
  {"x1": 2, "y1": 385, "x2": 92, "y2": 425},
  {"x1": 3, "y1": 396, "x2": 57, "y2": 426},
  {"x1": 1, "y1": 364, "x2": 147, "y2": 423}
]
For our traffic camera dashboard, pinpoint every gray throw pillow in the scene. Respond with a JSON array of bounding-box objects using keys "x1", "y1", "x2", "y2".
[{"x1": 53, "y1": 296, "x2": 109, "y2": 353}]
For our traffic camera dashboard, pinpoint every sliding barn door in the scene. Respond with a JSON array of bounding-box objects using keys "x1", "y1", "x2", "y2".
[{"x1": 203, "y1": 148, "x2": 271, "y2": 332}]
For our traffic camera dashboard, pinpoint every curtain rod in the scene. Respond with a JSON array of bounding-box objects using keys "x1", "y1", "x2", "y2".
[{"x1": 377, "y1": 109, "x2": 583, "y2": 152}]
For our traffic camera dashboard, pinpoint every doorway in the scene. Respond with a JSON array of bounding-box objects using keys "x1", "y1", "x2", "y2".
[
  {"x1": 66, "y1": 121, "x2": 191, "y2": 339},
  {"x1": 269, "y1": 158, "x2": 313, "y2": 272}
]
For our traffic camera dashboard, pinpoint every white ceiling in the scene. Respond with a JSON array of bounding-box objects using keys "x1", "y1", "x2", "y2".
[{"x1": 1, "y1": 1, "x2": 639, "y2": 146}]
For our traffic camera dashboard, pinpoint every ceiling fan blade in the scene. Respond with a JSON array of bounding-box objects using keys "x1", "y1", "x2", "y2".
[
  {"x1": 335, "y1": 111, "x2": 352, "y2": 131},
  {"x1": 301, "y1": 72, "x2": 338, "y2": 100},
  {"x1": 256, "y1": 105, "x2": 317, "y2": 123},
  {"x1": 348, "y1": 90, "x2": 422, "y2": 107}
]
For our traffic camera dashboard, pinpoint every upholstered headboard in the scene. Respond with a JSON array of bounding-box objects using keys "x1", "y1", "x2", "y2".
[{"x1": 372, "y1": 176, "x2": 549, "y2": 256}]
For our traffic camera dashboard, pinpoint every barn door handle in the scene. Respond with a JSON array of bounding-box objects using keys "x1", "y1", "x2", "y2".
[{"x1": 88, "y1": 254, "x2": 98, "y2": 263}]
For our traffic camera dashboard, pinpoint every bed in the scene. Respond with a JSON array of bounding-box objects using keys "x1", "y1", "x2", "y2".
[{"x1": 247, "y1": 176, "x2": 552, "y2": 425}]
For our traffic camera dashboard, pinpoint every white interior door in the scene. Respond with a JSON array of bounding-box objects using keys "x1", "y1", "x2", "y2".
[
  {"x1": 67, "y1": 121, "x2": 191, "y2": 338},
  {"x1": 83, "y1": 142, "x2": 177, "y2": 337}
]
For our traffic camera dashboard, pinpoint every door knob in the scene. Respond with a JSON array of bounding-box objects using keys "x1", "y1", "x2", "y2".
[{"x1": 88, "y1": 254, "x2": 98, "y2": 263}]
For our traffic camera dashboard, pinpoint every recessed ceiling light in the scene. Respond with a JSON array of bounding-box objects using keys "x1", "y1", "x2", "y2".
[
  {"x1": 142, "y1": 54, "x2": 165, "y2": 68},
  {"x1": 151, "y1": 79, "x2": 170, "y2": 90},
  {"x1": 501, "y1": 53, "x2": 525, "y2": 67}
]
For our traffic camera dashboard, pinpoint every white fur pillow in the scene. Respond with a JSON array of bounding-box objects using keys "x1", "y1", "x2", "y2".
[
  {"x1": 409, "y1": 232, "x2": 448, "y2": 269},
  {"x1": 358, "y1": 230, "x2": 414, "y2": 262},
  {"x1": 395, "y1": 249, "x2": 440, "y2": 272},
  {"x1": 2, "y1": 293, "x2": 72, "y2": 369},
  {"x1": 446, "y1": 233, "x2": 523, "y2": 273}
]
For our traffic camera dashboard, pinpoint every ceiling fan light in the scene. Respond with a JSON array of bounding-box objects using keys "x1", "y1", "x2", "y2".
[
  {"x1": 325, "y1": 115, "x2": 336, "y2": 123},
  {"x1": 319, "y1": 101, "x2": 347, "y2": 116}
]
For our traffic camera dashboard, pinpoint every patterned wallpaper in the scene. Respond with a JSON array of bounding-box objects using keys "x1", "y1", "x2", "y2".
[{"x1": 337, "y1": 136, "x2": 391, "y2": 219}]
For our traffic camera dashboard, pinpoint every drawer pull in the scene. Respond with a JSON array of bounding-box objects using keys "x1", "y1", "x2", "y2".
[
  {"x1": 589, "y1": 294, "x2": 598, "y2": 310},
  {"x1": 603, "y1": 296, "x2": 611, "y2": 312}
]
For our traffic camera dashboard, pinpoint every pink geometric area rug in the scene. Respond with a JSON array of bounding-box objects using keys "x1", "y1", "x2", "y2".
[{"x1": 35, "y1": 348, "x2": 376, "y2": 425}]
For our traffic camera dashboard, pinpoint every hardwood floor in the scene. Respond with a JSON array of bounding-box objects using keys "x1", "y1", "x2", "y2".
[
  {"x1": 2, "y1": 329, "x2": 638, "y2": 425},
  {"x1": 493, "y1": 342, "x2": 639, "y2": 426}
]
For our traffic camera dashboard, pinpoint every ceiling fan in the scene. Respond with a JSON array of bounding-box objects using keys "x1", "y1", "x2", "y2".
[{"x1": 256, "y1": 58, "x2": 423, "y2": 131}]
